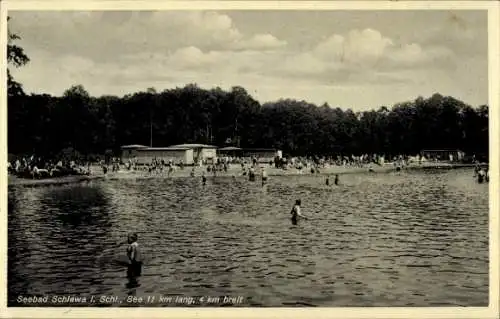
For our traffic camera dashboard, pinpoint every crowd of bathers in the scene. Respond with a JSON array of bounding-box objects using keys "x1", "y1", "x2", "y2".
[
  {"x1": 10, "y1": 151, "x2": 481, "y2": 180},
  {"x1": 8, "y1": 155, "x2": 91, "y2": 179}
]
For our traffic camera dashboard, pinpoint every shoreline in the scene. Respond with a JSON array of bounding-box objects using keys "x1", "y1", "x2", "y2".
[
  {"x1": 8, "y1": 175, "x2": 104, "y2": 188},
  {"x1": 8, "y1": 162, "x2": 482, "y2": 187}
]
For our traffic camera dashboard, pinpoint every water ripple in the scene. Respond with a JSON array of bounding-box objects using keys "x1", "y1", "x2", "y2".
[{"x1": 8, "y1": 169, "x2": 488, "y2": 306}]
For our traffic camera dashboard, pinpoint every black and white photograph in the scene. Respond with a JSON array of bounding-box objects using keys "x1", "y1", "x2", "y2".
[{"x1": 3, "y1": 1, "x2": 499, "y2": 317}]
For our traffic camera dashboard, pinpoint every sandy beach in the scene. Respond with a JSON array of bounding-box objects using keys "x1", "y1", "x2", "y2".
[
  {"x1": 94, "y1": 163, "x2": 393, "y2": 181},
  {"x1": 8, "y1": 161, "x2": 482, "y2": 187},
  {"x1": 92, "y1": 162, "x2": 482, "y2": 179}
]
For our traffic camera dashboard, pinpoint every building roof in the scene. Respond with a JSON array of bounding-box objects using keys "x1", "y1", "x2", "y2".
[
  {"x1": 168, "y1": 144, "x2": 217, "y2": 149},
  {"x1": 138, "y1": 147, "x2": 191, "y2": 151},
  {"x1": 218, "y1": 146, "x2": 242, "y2": 151},
  {"x1": 121, "y1": 144, "x2": 148, "y2": 149}
]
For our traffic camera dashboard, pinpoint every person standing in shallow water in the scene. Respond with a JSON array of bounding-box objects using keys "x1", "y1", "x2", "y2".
[
  {"x1": 290, "y1": 199, "x2": 308, "y2": 225},
  {"x1": 126, "y1": 233, "x2": 142, "y2": 279},
  {"x1": 202, "y1": 173, "x2": 207, "y2": 186},
  {"x1": 249, "y1": 167, "x2": 255, "y2": 181},
  {"x1": 334, "y1": 174, "x2": 339, "y2": 185},
  {"x1": 261, "y1": 168, "x2": 268, "y2": 186}
]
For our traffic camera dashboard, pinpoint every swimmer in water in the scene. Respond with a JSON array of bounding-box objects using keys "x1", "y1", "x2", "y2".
[
  {"x1": 290, "y1": 199, "x2": 308, "y2": 225},
  {"x1": 473, "y1": 163, "x2": 480, "y2": 177},
  {"x1": 478, "y1": 168, "x2": 486, "y2": 183},
  {"x1": 261, "y1": 168, "x2": 268, "y2": 186},
  {"x1": 334, "y1": 174, "x2": 339, "y2": 185},
  {"x1": 126, "y1": 233, "x2": 142, "y2": 278},
  {"x1": 249, "y1": 167, "x2": 255, "y2": 182}
]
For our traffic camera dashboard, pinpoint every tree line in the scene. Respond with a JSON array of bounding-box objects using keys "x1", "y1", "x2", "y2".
[
  {"x1": 8, "y1": 85, "x2": 489, "y2": 159},
  {"x1": 7, "y1": 19, "x2": 488, "y2": 160}
]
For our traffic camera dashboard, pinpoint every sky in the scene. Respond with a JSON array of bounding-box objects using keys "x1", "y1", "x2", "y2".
[{"x1": 7, "y1": 10, "x2": 488, "y2": 111}]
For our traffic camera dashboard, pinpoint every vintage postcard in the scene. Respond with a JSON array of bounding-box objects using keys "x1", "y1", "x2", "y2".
[{"x1": 1, "y1": 1, "x2": 499, "y2": 318}]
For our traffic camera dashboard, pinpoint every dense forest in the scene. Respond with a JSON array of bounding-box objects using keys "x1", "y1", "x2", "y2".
[{"x1": 7, "y1": 19, "x2": 489, "y2": 160}]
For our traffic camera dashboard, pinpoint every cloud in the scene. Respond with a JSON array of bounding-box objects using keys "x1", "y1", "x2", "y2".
[
  {"x1": 11, "y1": 25, "x2": 458, "y2": 96},
  {"x1": 8, "y1": 11, "x2": 486, "y2": 110},
  {"x1": 231, "y1": 33, "x2": 287, "y2": 50},
  {"x1": 387, "y1": 44, "x2": 455, "y2": 67},
  {"x1": 312, "y1": 28, "x2": 453, "y2": 69},
  {"x1": 266, "y1": 27, "x2": 456, "y2": 86},
  {"x1": 9, "y1": 11, "x2": 288, "y2": 65},
  {"x1": 168, "y1": 46, "x2": 221, "y2": 69},
  {"x1": 150, "y1": 11, "x2": 244, "y2": 48},
  {"x1": 314, "y1": 29, "x2": 394, "y2": 64},
  {"x1": 150, "y1": 27, "x2": 444, "y2": 83},
  {"x1": 156, "y1": 12, "x2": 287, "y2": 51}
]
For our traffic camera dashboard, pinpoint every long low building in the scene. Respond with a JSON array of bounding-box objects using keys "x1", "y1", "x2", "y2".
[
  {"x1": 218, "y1": 147, "x2": 282, "y2": 163},
  {"x1": 121, "y1": 144, "x2": 148, "y2": 162},
  {"x1": 121, "y1": 144, "x2": 281, "y2": 165},
  {"x1": 121, "y1": 143, "x2": 217, "y2": 165},
  {"x1": 244, "y1": 149, "x2": 282, "y2": 163},
  {"x1": 137, "y1": 147, "x2": 194, "y2": 165},
  {"x1": 168, "y1": 144, "x2": 217, "y2": 164},
  {"x1": 218, "y1": 146, "x2": 243, "y2": 158},
  {"x1": 121, "y1": 145, "x2": 193, "y2": 165}
]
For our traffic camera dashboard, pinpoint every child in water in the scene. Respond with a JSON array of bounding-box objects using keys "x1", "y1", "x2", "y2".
[
  {"x1": 334, "y1": 174, "x2": 339, "y2": 185},
  {"x1": 290, "y1": 199, "x2": 308, "y2": 225},
  {"x1": 126, "y1": 233, "x2": 142, "y2": 278},
  {"x1": 249, "y1": 167, "x2": 256, "y2": 181},
  {"x1": 202, "y1": 173, "x2": 207, "y2": 186}
]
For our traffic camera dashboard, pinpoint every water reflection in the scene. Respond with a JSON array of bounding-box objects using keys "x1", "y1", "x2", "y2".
[
  {"x1": 39, "y1": 185, "x2": 112, "y2": 235},
  {"x1": 8, "y1": 169, "x2": 489, "y2": 306}
]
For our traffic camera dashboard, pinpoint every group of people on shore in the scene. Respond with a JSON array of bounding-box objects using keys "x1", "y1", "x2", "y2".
[
  {"x1": 103, "y1": 157, "x2": 181, "y2": 176},
  {"x1": 274, "y1": 153, "x2": 413, "y2": 173},
  {"x1": 8, "y1": 155, "x2": 91, "y2": 179}
]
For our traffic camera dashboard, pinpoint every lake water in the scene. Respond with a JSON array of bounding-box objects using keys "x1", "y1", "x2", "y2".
[{"x1": 8, "y1": 169, "x2": 489, "y2": 307}]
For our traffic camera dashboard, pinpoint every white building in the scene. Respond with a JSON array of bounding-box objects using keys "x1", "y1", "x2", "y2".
[
  {"x1": 135, "y1": 147, "x2": 194, "y2": 165},
  {"x1": 120, "y1": 144, "x2": 148, "y2": 163},
  {"x1": 168, "y1": 144, "x2": 217, "y2": 164}
]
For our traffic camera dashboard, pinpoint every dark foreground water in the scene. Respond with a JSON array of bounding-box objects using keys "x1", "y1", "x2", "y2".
[{"x1": 8, "y1": 169, "x2": 489, "y2": 307}]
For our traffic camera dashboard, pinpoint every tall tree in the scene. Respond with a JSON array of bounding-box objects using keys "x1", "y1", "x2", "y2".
[{"x1": 7, "y1": 17, "x2": 30, "y2": 97}]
